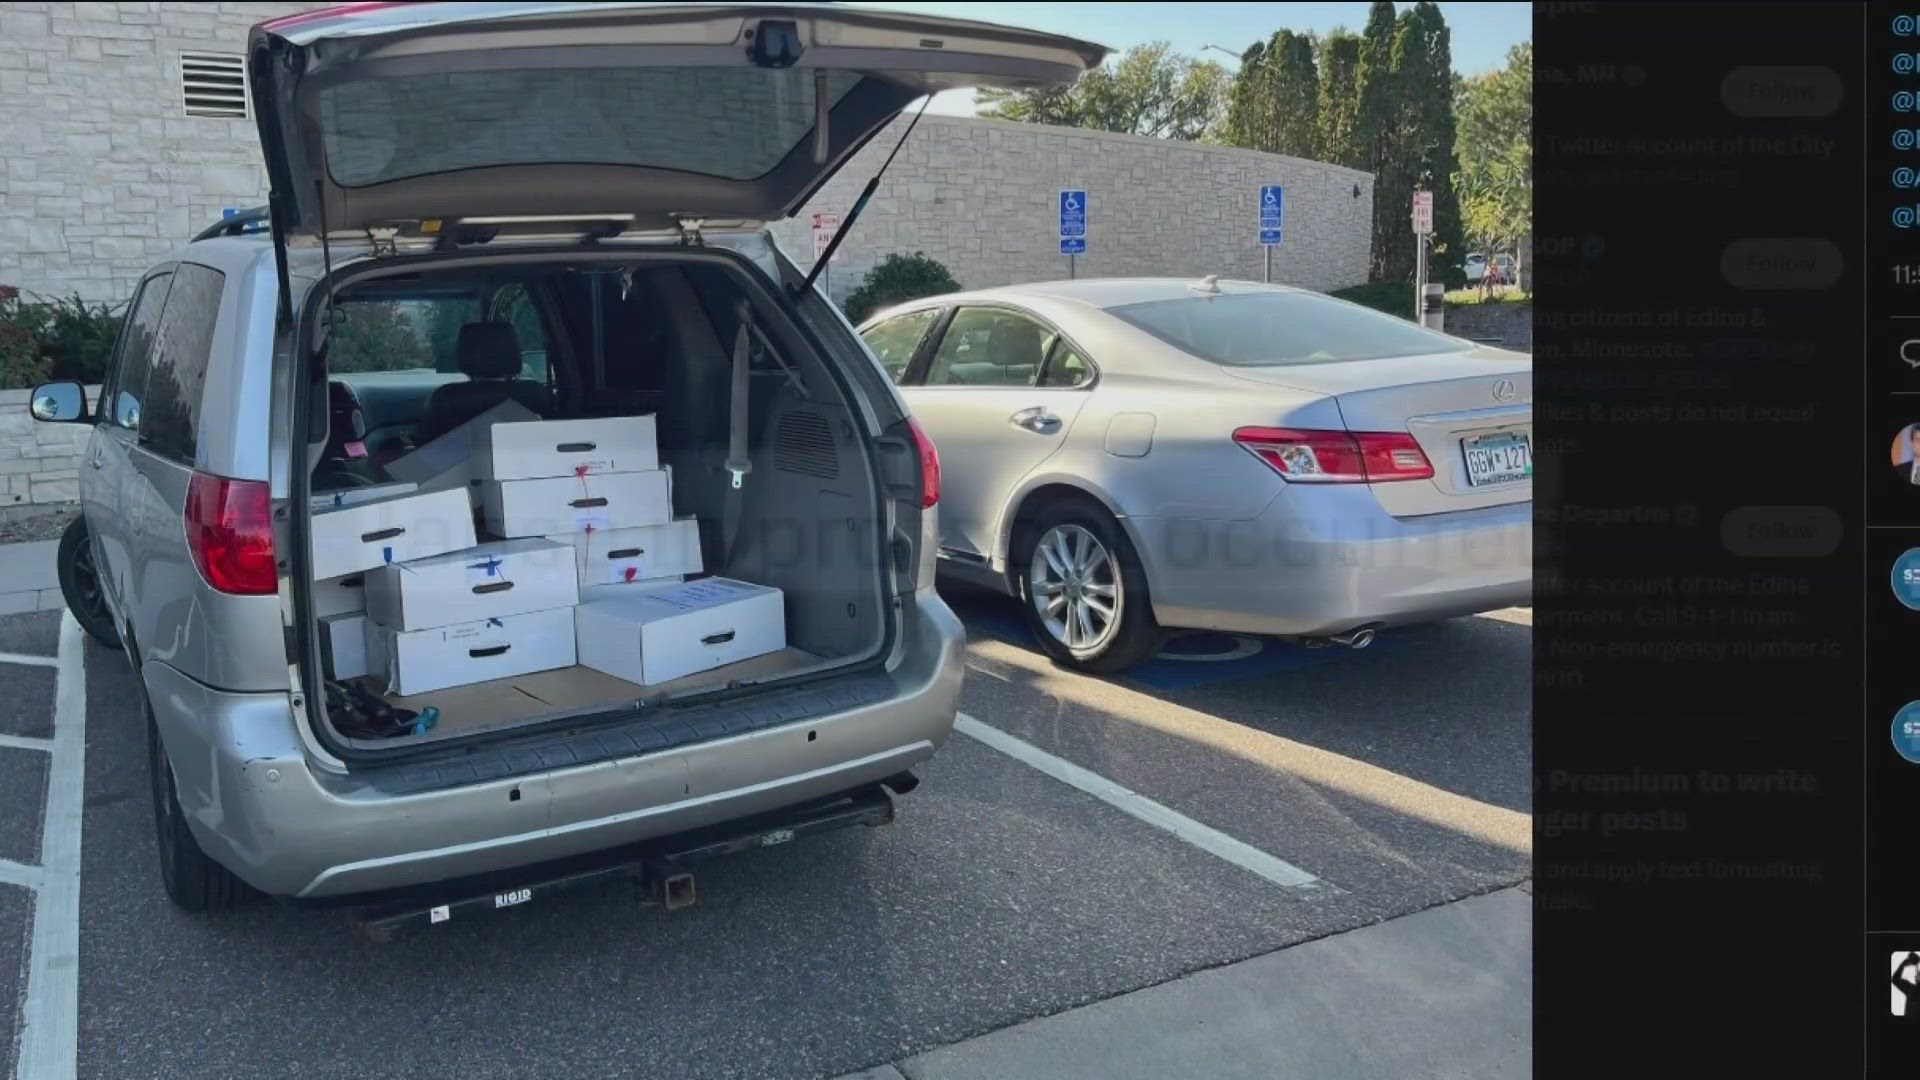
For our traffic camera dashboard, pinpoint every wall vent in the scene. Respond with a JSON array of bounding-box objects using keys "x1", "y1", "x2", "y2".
[
  {"x1": 181, "y1": 52, "x2": 247, "y2": 119},
  {"x1": 772, "y1": 412, "x2": 839, "y2": 480}
]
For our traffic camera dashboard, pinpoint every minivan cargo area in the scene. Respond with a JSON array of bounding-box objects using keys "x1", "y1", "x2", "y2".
[{"x1": 302, "y1": 249, "x2": 897, "y2": 753}]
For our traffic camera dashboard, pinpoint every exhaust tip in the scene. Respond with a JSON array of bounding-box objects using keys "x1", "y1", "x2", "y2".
[{"x1": 1328, "y1": 625, "x2": 1379, "y2": 649}]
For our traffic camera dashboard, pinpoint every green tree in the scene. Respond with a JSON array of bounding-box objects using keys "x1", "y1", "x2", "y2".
[
  {"x1": 843, "y1": 252, "x2": 961, "y2": 325},
  {"x1": 1354, "y1": 0, "x2": 1404, "y2": 281},
  {"x1": 1315, "y1": 30, "x2": 1364, "y2": 168},
  {"x1": 978, "y1": 42, "x2": 1227, "y2": 141},
  {"x1": 1455, "y1": 43, "x2": 1533, "y2": 291},
  {"x1": 326, "y1": 301, "x2": 433, "y2": 373},
  {"x1": 1356, "y1": 1, "x2": 1467, "y2": 286},
  {"x1": 1221, "y1": 30, "x2": 1319, "y2": 158}
]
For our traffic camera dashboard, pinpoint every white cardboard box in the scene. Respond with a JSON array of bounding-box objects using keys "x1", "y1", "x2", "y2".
[
  {"x1": 313, "y1": 573, "x2": 368, "y2": 618},
  {"x1": 309, "y1": 481, "x2": 418, "y2": 514},
  {"x1": 479, "y1": 468, "x2": 671, "y2": 538},
  {"x1": 474, "y1": 416, "x2": 658, "y2": 481},
  {"x1": 364, "y1": 537, "x2": 580, "y2": 632},
  {"x1": 580, "y1": 576, "x2": 684, "y2": 605},
  {"x1": 320, "y1": 612, "x2": 371, "y2": 681},
  {"x1": 548, "y1": 517, "x2": 703, "y2": 588},
  {"x1": 310, "y1": 486, "x2": 478, "y2": 581},
  {"x1": 371, "y1": 606, "x2": 577, "y2": 697},
  {"x1": 575, "y1": 577, "x2": 784, "y2": 686},
  {"x1": 385, "y1": 398, "x2": 540, "y2": 493}
]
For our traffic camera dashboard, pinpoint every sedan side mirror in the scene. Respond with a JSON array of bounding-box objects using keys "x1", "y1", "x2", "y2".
[{"x1": 29, "y1": 381, "x2": 88, "y2": 423}]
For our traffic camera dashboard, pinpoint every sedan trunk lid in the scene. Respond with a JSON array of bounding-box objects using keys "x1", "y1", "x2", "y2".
[{"x1": 1222, "y1": 345, "x2": 1532, "y2": 516}]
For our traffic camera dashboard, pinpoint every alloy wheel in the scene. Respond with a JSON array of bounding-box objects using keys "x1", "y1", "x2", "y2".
[{"x1": 1027, "y1": 523, "x2": 1122, "y2": 654}]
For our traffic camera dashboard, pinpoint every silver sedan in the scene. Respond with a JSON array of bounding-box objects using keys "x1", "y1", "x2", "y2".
[{"x1": 858, "y1": 277, "x2": 1532, "y2": 672}]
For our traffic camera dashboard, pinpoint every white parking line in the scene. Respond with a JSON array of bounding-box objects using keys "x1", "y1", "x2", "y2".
[
  {"x1": 15, "y1": 612, "x2": 87, "y2": 1080},
  {"x1": 0, "y1": 860, "x2": 45, "y2": 891},
  {"x1": 0, "y1": 733, "x2": 52, "y2": 753},
  {"x1": 954, "y1": 713, "x2": 1322, "y2": 891},
  {"x1": 0, "y1": 651, "x2": 58, "y2": 669}
]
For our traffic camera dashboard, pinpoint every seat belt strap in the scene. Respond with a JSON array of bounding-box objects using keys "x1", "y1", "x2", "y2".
[{"x1": 721, "y1": 300, "x2": 753, "y2": 563}]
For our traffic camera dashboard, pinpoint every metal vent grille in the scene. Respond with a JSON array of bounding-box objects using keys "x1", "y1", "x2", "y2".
[
  {"x1": 181, "y1": 53, "x2": 247, "y2": 119},
  {"x1": 772, "y1": 412, "x2": 839, "y2": 479}
]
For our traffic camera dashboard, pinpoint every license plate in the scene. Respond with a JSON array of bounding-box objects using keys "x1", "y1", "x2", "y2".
[{"x1": 1461, "y1": 431, "x2": 1532, "y2": 487}]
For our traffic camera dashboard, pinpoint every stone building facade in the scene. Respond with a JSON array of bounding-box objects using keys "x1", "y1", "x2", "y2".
[{"x1": 1, "y1": 2, "x2": 1374, "y2": 309}]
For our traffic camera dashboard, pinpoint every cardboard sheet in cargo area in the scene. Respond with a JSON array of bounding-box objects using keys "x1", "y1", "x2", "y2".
[{"x1": 363, "y1": 648, "x2": 823, "y2": 743}]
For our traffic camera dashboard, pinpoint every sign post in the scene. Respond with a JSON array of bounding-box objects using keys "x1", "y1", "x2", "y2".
[
  {"x1": 1411, "y1": 190, "x2": 1434, "y2": 323},
  {"x1": 1258, "y1": 184, "x2": 1283, "y2": 283},
  {"x1": 1059, "y1": 189, "x2": 1087, "y2": 278},
  {"x1": 811, "y1": 212, "x2": 842, "y2": 297}
]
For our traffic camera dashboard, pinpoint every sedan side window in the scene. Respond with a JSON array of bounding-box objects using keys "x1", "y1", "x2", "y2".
[
  {"x1": 858, "y1": 308, "x2": 939, "y2": 383},
  {"x1": 106, "y1": 270, "x2": 173, "y2": 433},
  {"x1": 1039, "y1": 340, "x2": 1092, "y2": 388},
  {"x1": 923, "y1": 308, "x2": 1051, "y2": 387}
]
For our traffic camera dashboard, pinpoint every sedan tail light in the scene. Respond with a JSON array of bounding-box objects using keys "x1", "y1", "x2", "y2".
[
  {"x1": 1233, "y1": 427, "x2": 1434, "y2": 483},
  {"x1": 186, "y1": 472, "x2": 278, "y2": 595}
]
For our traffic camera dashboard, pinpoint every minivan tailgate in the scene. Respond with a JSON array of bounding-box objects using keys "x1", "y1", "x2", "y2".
[{"x1": 248, "y1": 3, "x2": 1107, "y2": 239}]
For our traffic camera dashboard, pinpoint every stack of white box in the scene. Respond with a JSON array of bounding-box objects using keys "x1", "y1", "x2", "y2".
[
  {"x1": 468, "y1": 415, "x2": 702, "y2": 600},
  {"x1": 311, "y1": 411, "x2": 787, "y2": 700}
]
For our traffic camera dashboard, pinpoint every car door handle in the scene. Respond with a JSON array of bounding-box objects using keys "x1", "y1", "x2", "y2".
[{"x1": 1010, "y1": 407, "x2": 1061, "y2": 434}]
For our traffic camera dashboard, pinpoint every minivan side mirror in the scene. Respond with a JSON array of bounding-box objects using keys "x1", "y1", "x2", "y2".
[{"x1": 29, "y1": 381, "x2": 88, "y2": 423}]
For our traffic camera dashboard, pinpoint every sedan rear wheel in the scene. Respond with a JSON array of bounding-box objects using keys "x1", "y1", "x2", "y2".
[{"x1": 1017, "y1": 501, "x2": 1161, "y2": 673}]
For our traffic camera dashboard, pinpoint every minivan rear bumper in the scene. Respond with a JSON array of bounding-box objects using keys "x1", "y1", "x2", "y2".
[{"x1": 144, "y1": 591, "x2": 964, "y2": 899}]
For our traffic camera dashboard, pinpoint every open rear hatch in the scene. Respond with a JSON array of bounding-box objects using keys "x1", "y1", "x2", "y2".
[{"x1": 248, "y1": 2, "x2": 1107, "y2": 240}]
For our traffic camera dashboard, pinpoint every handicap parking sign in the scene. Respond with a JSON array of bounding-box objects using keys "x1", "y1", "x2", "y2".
[
  {"x1": 1059, "y1": 189, "x2": 1087, "y2": 238},
  {"x1": 1060, "y1": 237, "x2": 1086, "y2": 255},
  {"x1": 1259, "y1": 185, "x2": 1283, "y2": 246}
]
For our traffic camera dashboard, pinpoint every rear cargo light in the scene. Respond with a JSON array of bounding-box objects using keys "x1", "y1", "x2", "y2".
[
  {"x1": 1232, "y1": 427, "x2": 1434, "y2": 484},
  {"x1": 909, "y1": 417, "x2": 940, "y2": 508},
  {"x1": 185, "y1": 472, "x2": 277, "y2": 595}
]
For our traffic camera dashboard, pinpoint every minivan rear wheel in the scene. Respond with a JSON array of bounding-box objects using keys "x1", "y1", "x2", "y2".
[
  {"x1": 1015, "y1": 499, "x2": 1161, "y2": 674},
  {"x1": 57, "y1": 517, "x2": 119, "y2": 649},
  {"x1": 148, "y1": 710, "x2": 247, "y2": 912}
]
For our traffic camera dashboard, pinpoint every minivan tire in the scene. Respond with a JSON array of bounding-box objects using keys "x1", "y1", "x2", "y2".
[
  {"x1": 57, "y1": 517, "x2": 120, "y2": 649},
  {"x1": 148, "y1": 710, "x2": 248, "y2": 912},
  {"x1": 1014, "y1": 498, "x2": 1161, "y2": 674}
]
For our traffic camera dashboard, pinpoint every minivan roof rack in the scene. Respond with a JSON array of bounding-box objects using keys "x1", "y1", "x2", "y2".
[{"x1": 193, "y1": 206, "x2": 271, "y2": 242}]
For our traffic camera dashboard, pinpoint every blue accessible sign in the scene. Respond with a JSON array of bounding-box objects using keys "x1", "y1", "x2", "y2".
[
  {"x1": 1060, "y1": 237, "x2": 1086, "y2": 255},
  {"x1": 1059, "y1": 189, "x2": 1087, "y2": 238},
  {"x1": 1259, "y1": 184, "x2": 1283, "y2": 246}
]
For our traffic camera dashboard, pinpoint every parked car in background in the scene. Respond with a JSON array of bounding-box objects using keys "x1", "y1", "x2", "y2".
[
  {"x1": 858, "y1": 277, "x2": 1533, "y2": 673},
  {"x1": 1464, "y1": 253, "x2": 1518, "y2": 287}
]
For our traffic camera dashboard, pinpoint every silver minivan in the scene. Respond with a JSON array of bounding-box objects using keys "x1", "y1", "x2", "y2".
[{"x1": 29, "y1": 3, "x2": 1104, "y2": 913}]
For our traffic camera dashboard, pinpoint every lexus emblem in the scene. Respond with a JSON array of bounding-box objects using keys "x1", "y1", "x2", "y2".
[{"x1": 1491, "y1": 378, "x2": 1517, "y2": 403}]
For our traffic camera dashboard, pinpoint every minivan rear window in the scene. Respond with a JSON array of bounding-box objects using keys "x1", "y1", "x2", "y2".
[
  {"x1": 319, "y1": 67, "x2": 862, "y2": 187},
  {"x1": 1107, "y1": 292, "x2": 1468, "y2": 367}
]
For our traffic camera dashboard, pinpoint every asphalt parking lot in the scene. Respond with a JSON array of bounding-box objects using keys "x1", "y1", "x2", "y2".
[{"x1": 1, "y1": 590, "x2": 1529, "y2": 1080}]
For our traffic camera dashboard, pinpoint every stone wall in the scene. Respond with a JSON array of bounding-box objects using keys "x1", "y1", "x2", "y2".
[
  {"x1": 1, "y1": 3, "x2": 1373, "y2": 308},
  {"x1": 772, "y1": 115, "x2": 1375, "y2": 305},
  {"x1": 0, "y1": 386, "x2": 96, "y2": 515},
  {"x1": 0, "y1": 2, "x2": 319, "y2": 304}
]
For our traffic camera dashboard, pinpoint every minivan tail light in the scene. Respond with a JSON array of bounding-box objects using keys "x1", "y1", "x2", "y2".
[
  {"x1": 185, "y1": 472, "x2": 278, "y2": 595},
  {"x1": 1232, "y1": 427, "x2": 1434, "y2": 483},
  {"x1": 909, "y1": 417, "x2": 940, "y2": 508}
]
